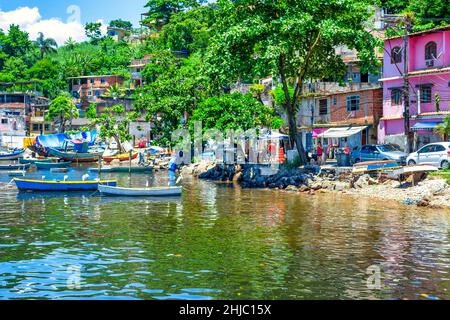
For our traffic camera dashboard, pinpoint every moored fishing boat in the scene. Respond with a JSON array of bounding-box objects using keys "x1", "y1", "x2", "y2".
[
  {"x1": 19, "y1": 157, "x2": 58, "y2": 164},
  {"x1": 352, "y1": 160, "x2": 401, "y2": 174},
  {"x1": 47, "y1": 148, "x2": 103, "y2": 163},
  {"x1": 98, "y1": 184, "x2": 182, "y2": 197},
  {"x1": 0, "y1": 163, "x2": 30, "y2": 171},
  {"x1": 14, "y1": 178, "x2": 117, "y2": 192},
  {"x1": 35, "y1": 161, "x2": 72, "y2": 170},
  {"x1": 103, "y1": 152, "x2": 138, "y2": 163},
  {"x1": 0, "y1": 149, "x2": 25, "y2": 161}
]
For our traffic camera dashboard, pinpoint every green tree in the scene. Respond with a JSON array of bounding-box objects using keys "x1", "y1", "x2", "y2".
[
  {"x1": 134, "y1": 51, "x2": 207, "y2": 146},
  {"x1": 1, "y1": 25, "x2": 33, "y2": 57},
  {"x1": 109, "y1": 19, "x2": 133, "y2": 31},
  {"x1": 434, "y1": 116, "x2": 450, "y2": 141},
  {"x1": 160, "y1": 4, "x2": 216, "y2": 53},
  {"x1": 64, "y1": 37, "x2": 77, "y2": 50},
  {"x1": 206, "y1": 0, "x2": 380, "y2": 164},
  {"x1": 86, "y1": 103, "x2": 98, "y2": 119},
  {"x1": 382, "y1": 0, "x2": 450, "y2": 32},
  {"x1": 190, "y1": 93, "x2": 280, "y2": 133},
  {"x1": 28, "y1": 58, "x2": 65, "y2": 99},
  {"x1": 34, "y1": 32, "x2": 58, "y2": 59},
  {"x1": 85, "y1": 22, "x2": 103, "y2": 43},
  {"x1": 143, "y1": 0, "x2": 204, "y2": 29},
  {"x1": 89, "y1": 104, "x2": 139, "y2": 153},
  {"x1": 46, "y1": 95, "x2": 79, "y2": 133},
  {"x1": 104, "y1": 83, "x2": 127, "y2": 100}
]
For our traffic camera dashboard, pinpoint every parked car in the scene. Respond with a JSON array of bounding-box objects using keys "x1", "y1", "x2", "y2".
[
  {"x1": 351, "y1": 144, "x2": 408, "y2": 165},
  {"x1": 406, "y1": 142, "x2": 450, "y2": 169}
]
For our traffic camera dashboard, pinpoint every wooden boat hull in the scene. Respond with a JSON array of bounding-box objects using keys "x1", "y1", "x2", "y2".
[
  {"x1": 0, "y1": 149, "x2": 25, "y2": 161},
  {"x1": 0, "y1": 163, "x2": 30, "y2": 171},
  {"x1": 19, "y1": 157, "x2": 58, "y2": 164},
  {"x1": 353, "y1": 160, "x2": 401, "y2": 173},
  {"x1": 103, "y1": 152, "x2": 138, "y2": 163},
  {"x1": 35, "y1": 161, "x2": 72, "y2": 170},
  {"x1": 98, "y1": 185, "x2": 182, "y2": 197},
  {"x1": 48, "y1": 148, "x2": 103, "y2": 163},
  {"x1": 14, "y1": 179, "x2": 117, "y2": 192}
]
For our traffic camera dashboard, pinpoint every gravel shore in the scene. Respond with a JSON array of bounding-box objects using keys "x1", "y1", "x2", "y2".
[{"x1": 182, "y1": 161, "x2": 450, "y2": 209}]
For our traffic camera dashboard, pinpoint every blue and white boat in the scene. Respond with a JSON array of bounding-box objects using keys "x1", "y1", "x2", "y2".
[
  {"x1": 14, "y1": 178, "x2": 117, "y2": 192},
  {"x1": 352, "y1": 160, "x2": 401, "y2": 173},
  {"x1": 0, "y1": 149, "x2": 25, "y2": 161}
]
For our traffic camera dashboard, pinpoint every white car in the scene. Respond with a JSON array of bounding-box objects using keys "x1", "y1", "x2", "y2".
[{"x1": 406, "y1": 142, "x2": 450, "y2": 169}]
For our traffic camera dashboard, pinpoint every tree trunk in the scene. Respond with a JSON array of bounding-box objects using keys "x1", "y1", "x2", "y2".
[
  {"x1": 278, "y1": 55, "x2": 308, "y2": 165},
  {"x1": 286, "y1": 105, "x2": 307, "y2": 165},
  {"x1": 113, "y1": 134, "x2": 125, "y2": 154}
]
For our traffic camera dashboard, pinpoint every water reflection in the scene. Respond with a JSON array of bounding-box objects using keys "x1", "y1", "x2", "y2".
[{"x1": 0, "y1": 170, "x2": 449, "y2": 300}]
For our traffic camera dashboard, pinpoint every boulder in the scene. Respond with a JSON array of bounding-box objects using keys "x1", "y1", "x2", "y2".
[{"x1": 285, "y1": 185, "x2": 298, "y2": 192}]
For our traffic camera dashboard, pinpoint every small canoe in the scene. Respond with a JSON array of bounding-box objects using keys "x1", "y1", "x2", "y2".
[
  {"x1": 14, "y1": 178, "x2": 117, "y2": 192},
  {"x1": 98, "y1": 184, "x2": 182, "y2": 197},
  {"x1": 0, "y1": 163, "x2": 30, "y2": 171},
  {"x1": 103, "y1": 152, "x2": 138, "y2": 164},
  {"x1": 19, "y1": 157, "x2": 59, "y2": 164},
  {"x1": 352, "y1": 160, "x2": 401, "y2": 173},
  {"x1": 35, "y1": 161, "x2": 72, "y2": 170},
  {"x1": 0, "y1": 149, "x2": 25, "y2": 161},
  {"x1": 47, "y1": 148, "x2": 103, "y2": 163}
]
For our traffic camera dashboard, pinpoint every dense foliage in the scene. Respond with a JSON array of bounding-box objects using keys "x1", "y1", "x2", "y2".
[
  {"x1": 383, "y1": 0, "x2": 450, "y2": 31},
  {"x1": 1, "y1": 0, "x2": 449, "y2": 150},
  {"x1": 46, "y1": 94, "x2": 79, "y2": 133},
  {"x1": 205, "y1": 0, "x2": 381, "y2": 163}
]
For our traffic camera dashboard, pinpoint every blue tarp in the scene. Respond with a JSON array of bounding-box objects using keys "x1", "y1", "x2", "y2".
[
  {"x1": 36, "y1": 133, "x2": 67, "y2": 149},
  {"x1": 412, "y1": 122, "x2": 443, "y2": 131},
  {"x1": 36, "y1": 130, "x2": 98, "y2": 148},
  {"x1": 81, "y1": 130, "x2": 98, "y2": 146}
]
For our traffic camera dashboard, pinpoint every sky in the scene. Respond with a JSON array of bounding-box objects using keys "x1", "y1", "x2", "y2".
[{"x1": 0, "y1": 0, "x2": 148, "y2": 45}]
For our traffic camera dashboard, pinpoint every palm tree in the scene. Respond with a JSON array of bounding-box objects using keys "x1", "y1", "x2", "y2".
[
  {"x1": 64, "y1": 37, "x2": 77, "y2": 50},
  {"x1": 34, "y1": 32, "x2": 58, "y2": 59},
  {"x1": 105, "y1": 84, "x2": 126, "y2": 100},
  {"x1": 434, "y1": 116, "x2": 450, "y2": 141}
]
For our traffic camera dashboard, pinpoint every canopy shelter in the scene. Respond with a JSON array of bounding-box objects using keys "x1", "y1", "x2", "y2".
[
  {"x1": 258, "y1": 131, "x2": 290, "y2": 141},
  {"x1": 411, "y1": 122, "x2": 443, "y2": 131},
  {"x1": 317, "y1": 126, "x2": 368, "y2": 139},
  {"x1": 35, "y1": 130, "x2": 98, "y2": 149}
]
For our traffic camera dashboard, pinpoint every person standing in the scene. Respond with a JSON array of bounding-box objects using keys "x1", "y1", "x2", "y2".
[
  {"x1": 317, "y1": 142, "x2": 323, "y2": 165},
  {"x1": 168, "y1": 153, "x2": 178, "y2": 187}
]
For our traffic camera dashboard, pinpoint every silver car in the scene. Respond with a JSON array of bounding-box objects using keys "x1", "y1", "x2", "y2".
[
  {"x1": 351, "y1": 144, "x2": 408, "y2": 165},
  {"x1": 406, "y1": 142, "x2": 450, "y2": 169}
]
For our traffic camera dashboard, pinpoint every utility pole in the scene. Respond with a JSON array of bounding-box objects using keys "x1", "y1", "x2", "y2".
[
  {"x1": 382, "y1": 12, "x2": 414, "y2": 152},
  {"x1": 403, "y1": 15, "x2": 413, "y2": 153}
]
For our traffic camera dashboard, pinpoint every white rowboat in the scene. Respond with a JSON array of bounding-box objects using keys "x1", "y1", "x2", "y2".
[{"x1": 98, "y1": 184, "x2": 182, "y2": 197}]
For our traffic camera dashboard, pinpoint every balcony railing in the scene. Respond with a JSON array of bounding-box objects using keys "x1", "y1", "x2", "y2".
[{"x1": 131, "y1": 72, "x2": 143, "y2": 80}]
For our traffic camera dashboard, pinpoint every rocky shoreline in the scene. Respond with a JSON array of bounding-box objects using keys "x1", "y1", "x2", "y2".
[{"x1": 181, "y1": 161, "x2": 450, "y2": 209}]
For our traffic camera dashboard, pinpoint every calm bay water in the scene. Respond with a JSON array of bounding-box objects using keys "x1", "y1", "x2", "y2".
[{"x1": 0, "y1": 167, "x2": 449, "y2": 300}]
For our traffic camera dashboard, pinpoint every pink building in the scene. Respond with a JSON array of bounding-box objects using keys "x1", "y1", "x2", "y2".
[{"x1": 379, "y1": 26, "x2": 450, "y2": 150}]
